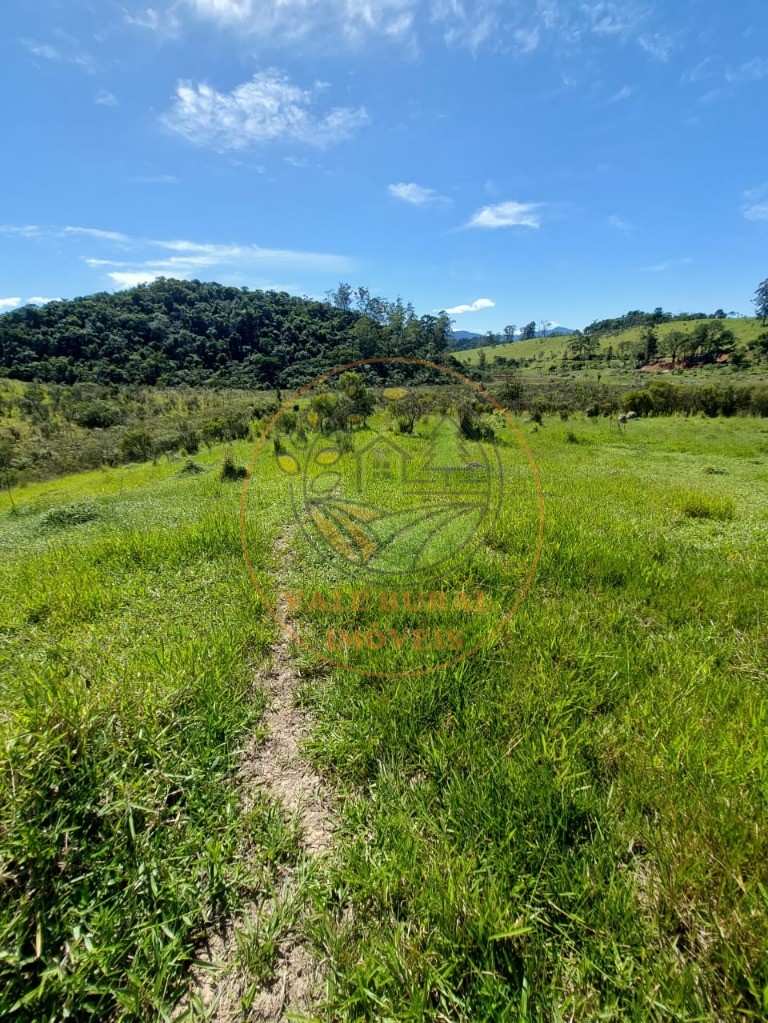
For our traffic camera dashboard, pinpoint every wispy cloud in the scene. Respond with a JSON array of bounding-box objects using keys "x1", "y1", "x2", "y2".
[
  {"x1": 637, "y1": 32, "x2": 674, "y2": 62},
  {"x1": 108, "y1": 271, "x2": 167, "y2": 289},
  {"x1": 27, "y1": 296, "x2": 60, "y2": 305},
  {"x1": 130, "y1": 174, "x2": 179, "y2": 185},
  {"x1": 23, "y1": 38, "x2": 96, "y2": 72},
  {"x1": 725, "y1": 57, "x2": 768, "y2": 85},
  {"x1": 467, "y1": 200, "x2": 542, "y2": 229},
  {"x1": 388, "y1": 182, "x2": 449, "y2": 205},
  {"x1": 608, "y1": 85, "x2": 634, "y2": 103},
  {"x1": 641, "y1": 257, "x2": 694, "y2": 273},
  {"x1": 741, "y1": 183, "x2": 768, "y2": 221},
  {"x1": 0, "y1": 298, "x2": 22, "y2": 312},
  {"x1": 136, "y1": 0, "x2": 675, "y2": 60},
  {"x1": 608, "y1": 214, "x2": 632, "y2": 232},
  {"x1": 95, "y1": 89, "x2": 119, "y2": 107},
  {"x1": 163, "y1": 70, "x2": 369, "y2": 149},
  {"x1": 0, "y1": 225, "x2": 42, "y2": 238},
  {"x1": 0, "y1": 224, "x2": 357, "y2": 288},
  {"x1": 445, "y1": 297, "x2": 495, "y2": 315},
  {"x1": 63, "y1": 227, "x2": 132, "y2": 243}
]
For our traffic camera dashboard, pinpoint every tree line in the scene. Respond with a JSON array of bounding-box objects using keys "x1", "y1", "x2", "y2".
[{"x1": 0, "y1": 278, "x2": 457, "y2": 389}]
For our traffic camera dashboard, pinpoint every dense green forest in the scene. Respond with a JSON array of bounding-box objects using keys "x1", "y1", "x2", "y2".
[{"x1": 0, "y1": 279, "x2": 456, "y2": 388}]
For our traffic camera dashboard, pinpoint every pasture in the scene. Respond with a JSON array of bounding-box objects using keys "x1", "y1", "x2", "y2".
[{"x1": 1, "y1": 410, "x2": 767, "y2": 1020}]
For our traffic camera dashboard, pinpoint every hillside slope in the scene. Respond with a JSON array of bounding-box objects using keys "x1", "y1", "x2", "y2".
[
  {"x1": 0, "y1": 279, "x2": 454, "y2": 388},
  {"x1": 458, "y1": 318, "x2": 765, "y2": 366}
]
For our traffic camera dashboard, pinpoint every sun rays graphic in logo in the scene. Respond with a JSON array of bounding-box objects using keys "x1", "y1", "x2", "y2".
[{"x1": 276, "y1": 411, "x2": 502, "y2": 578}]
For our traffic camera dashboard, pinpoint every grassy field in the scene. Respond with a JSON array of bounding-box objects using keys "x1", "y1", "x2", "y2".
[
  {"x1": 457, "y1": 318, "x2": 767, "y2": 379},
  {"x1": 1, "y1": 410, "x2": 767, "y2": 1020}
]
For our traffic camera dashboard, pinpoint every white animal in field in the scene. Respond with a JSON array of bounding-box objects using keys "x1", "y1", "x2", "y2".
[{"x1": 617, "y1": 410, "x2": 638, "y2": 431}]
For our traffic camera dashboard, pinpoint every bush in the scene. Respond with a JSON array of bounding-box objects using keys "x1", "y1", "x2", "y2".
[
  {"x1": 178, "y1": 459, "x2": 205, "y2": 476},
  {"x1": 121, "y1": 429, "x2": 155, "y2": 462},
  {"x1": 220, "y1": 454, "x2": 247, "y2": 481},
  {"x1": 72, "y1": 401, "x2": 124, "y2": 429},
  {"x1": 41, "y1": 500, "x2": 100, "y2": 529},
  {"x1": 621, "y1": 390, "x2": 654, "y2": 416}
]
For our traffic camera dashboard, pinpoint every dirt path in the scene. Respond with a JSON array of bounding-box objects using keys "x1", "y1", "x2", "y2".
[{"x1": 179, "y1": 556, "x2": 334, "y2": 1021}]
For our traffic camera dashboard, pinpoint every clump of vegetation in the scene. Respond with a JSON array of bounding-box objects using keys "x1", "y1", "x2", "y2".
[
  {"x1": 178, "y1": 459, "x2": 206, "y2": 475},
  {"x1": 220, "y1": 453, "x2": 248, "y2": 480},
  {"x1": 41, "y1": 500, "x2": 100, "y2": 529},
  {"x1": 704, "y1": 466, "x2": 727, "y2": 475},
  {"x1": 565, "y1": 429, "x2": 583, "y2": 444},
  {"x1": 680, "y1": 492, "x2": 735, "y2": 520}
]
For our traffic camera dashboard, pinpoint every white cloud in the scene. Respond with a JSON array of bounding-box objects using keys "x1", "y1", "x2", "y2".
[
  {"x1": 0, "y1": 225, "x2": 42, "y2": 238},
  {"x1": 467, "y1": 200, "x2": 542, "y2": 229},
  {"x1": 24, "y1": 38, "x2": 96, "y2": 72},
  {"x1": 64, "y1": 226, "x2": 132, "y2": 243},
  {"x1": 637, "y1": 32, "x2": 674, "y2": 62},
  {"x1": 641, "y1": 257, "x2": 694, "y2": 273},
  {"x1": 445, "y1": 297, "x2": 495, "y2": 315},
  {"x1": 0, "y1": 298, "x2": 22, "y2": 311},
  {"x1": 608, "y1": 85, "x2": 634, "y2": 103},
  {"x1": 130, "y1": 174, "x2": 179, "y2": 185},
  {"x1": 608, "y1": 214, "x2": 632, "y2": 231},
  {"x1": 744, "y1": 204, "x2": 768, "y2": 222},
  {"x1": 129, "y1": 0, "x2": 671, "y2": 59},
  {"x1": 125, "y1": 6, "x2": 181, "y2": 36},
  {"x1": 108, "y1": 271, "x2": 167, "y2": 289},
  {"x1": 1, "y1": 223, "x2": 357, "y2": 292},
  {"x1": 725, "y1": 57, "x2": 768, "y2": 84},
  {"x1": 388, "y1": 182, "x2": 448, "y2": 205},
  {"x1": 27, "y1": 296, "x2": 60, "y2": 305},
  {"x1": 95, "y1": 89, "x2": 119, "y2": 106},
  {"x1": 181, "y1": 0, "x2": 420, "y2": 46},
  {"x1": 163, "y1": 70, "x2": 369, "y2": 149}
]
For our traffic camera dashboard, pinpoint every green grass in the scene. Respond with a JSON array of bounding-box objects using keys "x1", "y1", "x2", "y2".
[
  {"x1": 457, "y1": 318, "x2": 767, "y2": 369},
  {"x1": 294, "y1": 413, "x2": 768, "y2": 1020},
  {"x1": 2, "y1": 415, "x2": 767, "y2": 1020},
  {"x1": 0, "y1": 442, "x2": 289, "y2": 1020}
]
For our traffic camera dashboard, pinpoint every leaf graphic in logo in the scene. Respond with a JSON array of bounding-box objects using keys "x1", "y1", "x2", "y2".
[
  {"x1": 277, "y1": 455, "x2": 300, "y2": 475},
  {"x1": 316, "y1": 448, "x2": 340, "y2": 466},
  {"x1": 309, "y1": 500, "x2": 381, "y2": 563}
]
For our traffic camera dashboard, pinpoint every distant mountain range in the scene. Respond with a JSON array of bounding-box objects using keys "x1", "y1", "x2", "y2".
[{"x1": 449, "y1": 326, "x2": 578, "y2": 350}]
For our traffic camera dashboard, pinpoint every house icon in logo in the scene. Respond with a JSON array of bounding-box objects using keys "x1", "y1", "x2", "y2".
[{"x1": 353, "y1": 435, "x2": 412, "y2": 491}]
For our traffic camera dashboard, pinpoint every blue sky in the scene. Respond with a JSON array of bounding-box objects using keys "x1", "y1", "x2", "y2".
[{"x1": 1, "y1": 0, "x2": 766, "y2": 333}]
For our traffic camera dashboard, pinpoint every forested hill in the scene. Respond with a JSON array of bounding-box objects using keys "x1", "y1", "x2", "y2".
[{"x1": 0, "y1": 279, "x2": 455, "y2": 388}]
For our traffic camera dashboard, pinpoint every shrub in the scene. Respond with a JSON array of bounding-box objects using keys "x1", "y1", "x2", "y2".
[
  {"x1": 220, "y1": 454, "x2": 247, "y2": 481},
  {"x1": 121, "y1": 429, "x2": 155, "y2": 462},
  {"x1": 41, "y1": 500, "x2": 100, "y2": 529},
  {"x1": 621, "y1": 390, "x2": 654, "y2": 416},
  {"x1": 72, "y1": 401, "x2": 123, "y2": 429},
  {"x1": 178, "y1": 459, "x2": 205, "y2": 476}
]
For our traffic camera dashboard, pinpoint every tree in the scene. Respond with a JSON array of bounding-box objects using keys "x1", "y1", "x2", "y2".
[
  {"x1": 754, "y1": 278, "x2": 768, "y2": 325},
  {"x1": 521, "y1": 321, "x2": 537, "y2": 340},
  {"x1": 662, "y1": 329, "x2": 687, "y2": 365},
  {"x1": 478, "y1": 349, "x2": 487, "y2": 370},
  {"x1": 503, "y1": 324, "x2": 517, "y2": 344},
  {"x1": 538, "y1": 319, "x2": 552, "y2": 338},
  {"x1": 568, "y1": 334, "x2": 599, "y2": 361},
  {"x1": 328, "y1": 282, "x2": 353, "y2": 311},
  {"x1": 0, "y1": 430, "x2": 21, "y2": 509},
  {"x1": 639, "y1": 326, "x2": 658, "y2": 364}
]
